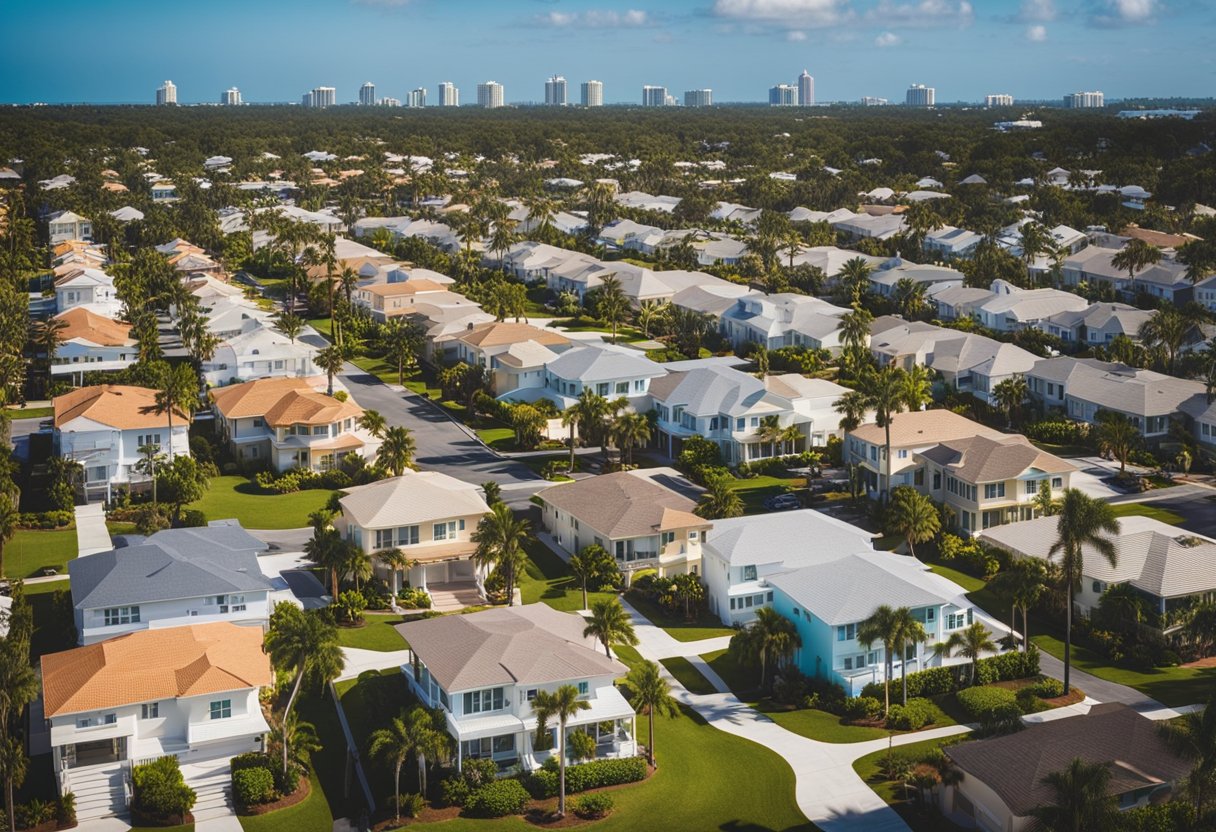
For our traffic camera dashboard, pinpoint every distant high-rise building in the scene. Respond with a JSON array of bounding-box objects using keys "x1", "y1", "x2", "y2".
[
  {"x1": 861, "y1": 96, "x2": 889, "y2": 106},
  {"x1": 798, "y1": 70, "x2": 815, "y2": 106},
  {"x1": 220, "y1": 87, "x2": 241, "y2": 106},
  {"x1": 301, "y1": 91, "x2": 314, "y2": 108},
  {"x1": 438, "y1": 82, "x2": 459, "y2": 107},
  {"x1": 303, "y1": 86, "x2": 335, "y2": 108},
  {"x1": 544, "y1": 75, "x2": 568, "y2": 106},
  {"x1": 477, "y1": 81, "x2": 504, "y2": 108},
  {"x1": 985, "y1": 93, "x2": 1014, "y2": 107},
  {"x1": 381, "y1": 97, "x2": 401, "y2": 107},
  {"x1": 642, "y1": 85, "x2": 668, "y2": 107},
  {"x1": 407, "y1": 88, "x2": 427, "y2": 108},
  {"x1": 359, "y1": 82, "x2": 376, "y2": 106},
  {"x1": 1063, "y1": 90, "x2": 1104, "y2": 108},
  {"x1": 905, "y1": 83, "x2": 935, "y2": 107},
  {"x1": 769, "y1": 84, "x2": 798, "y2": 106},
  {"x1": 581, "y1": 80, "x2": 604, "y2": 107},
  {"x1": 684, "y1": 89, "x2": 713, "y2": 107},
  {"x1": 156, "y1": 80, "x2": 177, "y2": 106}
]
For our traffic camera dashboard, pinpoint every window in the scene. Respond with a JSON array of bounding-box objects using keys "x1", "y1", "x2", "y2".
[
  {"x1": 1051, "y1": 477, "x2": 1063, "y2": 489},
  {"x1": 925, "y1": 608, "x2": 935, "y2": 622},
  {"x1": 744, "y1": 595, "x2": 754, "y2": 608},
  {"x1": 793, "y1": 608, "x2": 801, "y2": 618},
  {"x1": 946, "y1": 613, "x2": 966, "y2": 629},
  {"x1": 729, "y1": 598, "x2": 736, "y2": 610},
  {"x1": 213, "y1": 594, "x2": 246, "y2": 613},
  {"x1": 743, "y1": 565, "x2": 757, "y2": 582},
  {"x1": 141, "y1": 703, "x2": 159, "y2": 720},
  {"x1": 137, "y1": 433, "x2": 162, "y2": 449},
  {"x1": 1025, "y1": 479, "x2": 1039, "y2": 495},
  {"x1": 736, "y1": 418, "x2": 745, "y2": 431},
  {"x1": 492, "y1": 735, "x2": 515, "y2": 754},
  {"x1": 88, "y1": 465, "x2": 107, "y2": 482},
  {"x1": 843, "y1": 657, "x2": 853, "y2": 670},
  {"x1": 577, "y1": 681, "x2": 589, "y2": 696},
  {"x1": 597, "y1": 383, "x2": 610, "y2": 396},
  {"x1": 932, "y1": 471, "x2": 942, "y2": 490},
  {"x1": 660, "y1": 531, "x2": 675, "y2": 546},
  {"x1": 897, "y1": 449, "x2": 908, "y2": 459},
  {"x1": 837, "y1": 623, "x2": 856, "y2": 642},
  {"x1": 103, "y1": 606, "x2": 140, "y2": 626},
  {"x1": 433, "y1": 521, "x2": 459, "y2": 541},
  {"x1": 750, "y1": 417, "x2": 759, "y2": 428},
  {"x1": 526, "y1": 689, "x2": 538, "y2": 702},
  {"x1": 984, "y1": 483, "x2": 1006, "y2": 499},
  {"x1": 616, "y1": 382, "x2": 629, "y2": 395},
  {"x1": 1092, "y1": 580, "x2": 1102, "y2": 594},
  {"x1": 463, "y1": 687, "x2": 505, "y2": 714},
  {"x1": 376, "y1": 526, "x2": 419, "y2": 548},
  {"x1": 209, "y1": 700, "x2": 232, "y2": 720}
]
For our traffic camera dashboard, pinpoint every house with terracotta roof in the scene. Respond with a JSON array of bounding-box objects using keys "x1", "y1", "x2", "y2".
[
  {"x1": 53, "y1": 385, "x2": 191, "y2": 502},
  {"x1": 210, "y1": 376, "x2": 377, "y2": 472},
  {"x1": 537, "y1": 471, "x2": 709, "y2": 581},
  {"x1": 338, "y1": 473, "x2": 492, "y2": 601},
  {"x1": 42, "y1": 623, "x2": 272, "y2": 798},
  {"x1": 453, "y1": 322, "x2": 572, "y2": 394},
  {"x1": 202, "y1": 321, "x2": 318, "y2": 386},
  {"x1": 51, "y1": 308, "x2": 137, "y2": 378},
  {"x1": 396, "y1": 604, "x2": 637, "y2": 771}
]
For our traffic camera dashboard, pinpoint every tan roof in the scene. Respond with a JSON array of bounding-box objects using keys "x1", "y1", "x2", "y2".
[
  {"x1": 340, "y1": 472, "x2": 489, "y2": 529},
  {"x1": 41, "y1": 622, "x2": 272, "y2": 717},
  {"x1": 918, "y1": 434, "x2": 1075, "y2": 483},
  {"x1": 264, "y1": 388, "x2": 363, "y2": 427},
  {"x1": 54, "y1": 308, "x2": 133, "y2": 346},
  {"x1": 54, "y1": 385, "x2": 186, "y2": 430},
  {"x1": 210, "y1": 377, "x2": 361, "y2": 426},
  {"x1": 361, "y1": 279, "x2": 446, "y2": 298},
  {"x1": 539, "y1": 471, "x2": 707, "y2": 539},
  {"x1": 849, "y1": 409, "x2": 1004, "y2": 448},
  {"x1": 455, "y1": 321, "x2": 571, "y2": 349}
]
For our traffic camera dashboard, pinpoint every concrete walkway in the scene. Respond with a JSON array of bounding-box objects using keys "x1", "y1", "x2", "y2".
[
  {"x1": 337, "y1": 647, "x2": 412, "y2": 681},
  {"x1": 75, "y1": 503, "x2": 112, "y2": 556}
]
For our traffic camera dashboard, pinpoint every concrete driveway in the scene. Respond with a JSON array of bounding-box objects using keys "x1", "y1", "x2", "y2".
[{"x1": 1111, "y1": 482, "x2": 1216, "y2": 537}]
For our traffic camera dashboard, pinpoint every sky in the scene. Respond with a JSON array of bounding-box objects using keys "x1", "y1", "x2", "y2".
[{"x1": 0, "y1": 0, "x2": 1212, "y2": 105}]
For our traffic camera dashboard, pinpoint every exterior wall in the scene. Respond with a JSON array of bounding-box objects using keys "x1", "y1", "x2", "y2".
[
  {"x1": 539, "y1": 500, "x2": 702, "y2": 580},
  {"x1": 340, "y1": 508, "x2": 488, "y2": 593},
  {"x1": 56, "y1": 283, "x2": 117, "y2": 313},
  {"x1": 921, "y1": 464, "x2": 1070, "y2": 536},
  {"x1": 202, "y1": 345, "x2": 317, "y2": 387},
  {"x1": 844, "y1": 433, "x2": 924, "y2": 497},
  {"x1": 214, "y1": 414, "x2": 374, "y2": 474},
  {"x1": 702, "y1": 547, "x2": 780, "y2": 626},
  {"x1": 57, "y1": 422, "x2": 191, "y2": 502},
  {"x1": 76, "y1": 592, "x2": 272, "y2": 645},
  {"x1": 944, "y1": 771, "x2": 1023, "y2": 832},
  {"x1": 651, "y1": 401, "x2": 807, "y2": 467}
]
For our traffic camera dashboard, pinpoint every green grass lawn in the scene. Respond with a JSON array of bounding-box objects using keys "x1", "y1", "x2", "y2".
[
  {"x1": 518, "y1": 454, "x2": 572, "y2": 481},
  {"x1": 519, "y1": 537, "x2": 615, "y2": 612},
  {"x1": 625, "y1": 592, "x2": 734, "y2": 642},
  {"x1": 335, "y1": 669, "x2": 417, "y2": 806},
  {"x1": 725, "y1": 475, "x2": 807, "y2": 515},
  {"x1": 5, "y1": 529, "x2": 77, "y2": 579},
  {"x1": 349, "y1": 354, "x2": 400, "y2": 385},
  {"x1": 106, "y1": 521, "x2": 139, "y2": 537},
  {"x1": 286, "y1": 690, "x2": 359, "y2": 824},
  {"x1": 306, "y1": 317, "x2": 333, "y2": 339},
  {"x1": 853, "y1": 735, "x2": 965, "y2": 804},
  {"x1": 189, "y1": 476, "x2": 336, "y2": 529},
  {"x1": 5, "y1": 405, "x2": 54, "y2": 420},
  {"x1": 26, "y1": 579, "x2": 75, "y2": 659},
  {"x1": 1109, "y1": 502, "x2": 1185, "y2": 525},
  {"x1": 760, "y1": 704, "x2": 890, "y2": 743},
  {"x1": 475, "y1": 425, "x2": 516, "y2": 451},
  {"x1": 238, "y1": 773, "x2": 330, "y2": 832},
  {"x1": 1031, "y1": 633, "x2": 1216, "y2": 707},
  {"x1": 1028, "y1": 440, "x2": 1092, "y2": 458},
  {"x1": 659, "y1": 656, "x2": 717, "y2": 695},
  {"x1": 926, "y1": 562, "x2": 986, "y2": 593},
  {"x1": 336, "y1": 612, "x2": 409, "y2": 651}
]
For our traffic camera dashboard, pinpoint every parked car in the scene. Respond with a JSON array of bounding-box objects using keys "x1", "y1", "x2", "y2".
[{"x1": 763, "y1": 493, "x2": 801, "y2": 511}]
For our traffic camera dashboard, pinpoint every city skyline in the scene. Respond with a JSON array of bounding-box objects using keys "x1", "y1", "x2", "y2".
[{"x1": 1, "y1": 0, "x2": 1211, "y2": 105}]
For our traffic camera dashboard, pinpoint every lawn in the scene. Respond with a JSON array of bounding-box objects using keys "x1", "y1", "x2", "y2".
[
  {"x1": 518, "y1": 536, "x2": 615, "y2": 612},
  {"x1": 1109, "y1": 502, "x2": 1184, "y2": 525},
  {"x1": 336, "y1": 612, "x2": 409, "y2": 651},
  {"x1": 1031, "y1": 633, "x2": 1216, "y2": 707},
  {"x1": 625, "y1": 592, "x2": 734, "y2": 643},
  {"x1": 926, "y1": 562, "x2": 986, "y2": 593},
  {"x1": 349, "y1": 354, "x2": 400, "y2": 386},
  {"x1": 702, "y1": 648, "x2": 759, "y2": 699},
  {"x1": 335, "y1": 669, "x2": 417, "y2": 805},
  {"x1": 238, "y1": 773, "x2": 331, "y2": 832},
  {"x1": 5, "y1": 529, "x2": 77, "y2": 579},
  {"x1": 5, "y1": 405, "x2": 54, "y2": 420},
  {"x1": 725, "y1": 474, "x2": 807, "y2": 515},
  {"x1": 853, "y1": 735, "x2": 966, "y2": 804},
  {"x1": 659, "y1": 656, "x2": 717, "y2": 695},
  {"x1": 26, "y1": 579, "x2": 76, "y2": 659},
  {"x1": 189, "y1": 476, "x2": 336, "y2": 529},
  {"x1": 475, "y1": 425, "x2": 516, "y2": 451}
]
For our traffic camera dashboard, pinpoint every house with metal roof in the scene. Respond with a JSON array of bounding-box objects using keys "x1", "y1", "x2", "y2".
[
  {"x1": 1037, "y1": 301, "x2": 1155, "y2": 346},
  {"x1": 971, "y1": 282, "x2": 1088, "y2": 332},
  {"x1": 923, "y1": 226, "x2": 984, "y2": 259},
  {"x1": 202, "y1": 320, "x2": 319, "y2": 387},
  {"x1": 719, "y1": 293, "x2": 852, "y2": 354},
  {"x1": 397, "y1": 604, "x2": 637, "y2": 771},
  {"x1": 1062, "y1": 246, "x2": 1193, "y2": 304},
  {"x1": 869, "y1": 261, "x2": 965, "y2": 297},
  {"x1": 498, "y1": 343, "x2": 665, "y2": 410}
]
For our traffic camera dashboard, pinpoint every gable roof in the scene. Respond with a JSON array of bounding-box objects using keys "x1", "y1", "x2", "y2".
[
  {"x1": 539, "y1": 471, "x2": 706, "y2": 539},
  {"x1": 456, "y1": 322, "x2": 570, "y2": 349},
  {"x1": 54, "y1": 385, "x2": 186, "y2": 430},
  {"x1": 545, "y1": 345, "x2": 665, "y2": 384},
  {"x1": 339, "y1": 473, "x2": 489, "y2": 529},
  {"x1": 397, "y1": 603, "x2": 624, "y2": 691},
  {"x1": 41, "y1": 622, "x2": 272, "y2": 717},
  {"x1": 54, "y1": 308, "x2": 133, "y2": 346},
  {"x1": 918, "y1": 434, "x2": 1075, "y2": 483}
]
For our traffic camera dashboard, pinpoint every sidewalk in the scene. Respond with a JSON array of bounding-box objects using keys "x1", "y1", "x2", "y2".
[{"x1": 75, "y1": 503, "x2": 112, "y2": 557}]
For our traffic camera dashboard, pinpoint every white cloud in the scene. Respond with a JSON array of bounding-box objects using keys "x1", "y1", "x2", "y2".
[
  {"x1": 874, "y1": 30, "x2": 902, "y2": 46},
  {"x1": 1018, "y1": 0, "x2": 1056, "y2": 21},
  {"x1": 710, "y1": 0, "x2": 853, "y2": 27},
  {"x1": 535, "y1": 8, "x2": 652, "y2": 28},
  {"x1": 786, "y1": 29, "x2": 809, "y2": 40},
  {"x1": 1091, "y1": 0, "x2": 1159, "y2": 26},
  {"x1": 864, "y1": 0, "x2": 973, "y2": 28},
  {"x1": 1025, "y1": 23, "x2": 1048, "y2": 40}
]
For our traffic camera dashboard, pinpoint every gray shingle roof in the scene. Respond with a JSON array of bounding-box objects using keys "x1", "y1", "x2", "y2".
[{"x1": 705, "y1": 510, "x2": 875, "y2": 568}]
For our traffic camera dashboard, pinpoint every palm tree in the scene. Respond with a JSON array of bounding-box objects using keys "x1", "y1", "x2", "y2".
[
  {"x1": 471, "y1": 503, "x2": 531, "y2": 605},
  {"x1": 378, "y1": 548, "x2": 418, "y2": 597},
  {"x1": 1138, "y1": 306, "x2": 1189, "y2": 374},
  {"x1": 1093, "y1": 410, "x2": 1140, "y2": 475},
  {"x1": 1028, "y1": 758, "x2": 1119, "y2": 832},
  {"x1": 860, "y1": 365, "x2": 910, "y2": 500},
  {"x1": 151, "y1": 361, "x2": 198, "y2": 460},
  {"x1": 593, "y1": 275, "x2": 630, "y2": 344},
  {"x1": 0, "y1": 737, "x2": 27, "y2": 832},
  {"x1": 892, "y1": 278, "x2": 929, "y2": 319},
  {"x1": 1049, "y1": 489, "x2": 1119, "y2": 693},
  {"x1": 263, "y1": 604, "x2": 346, "y2": 774},
  {"x1": 1111, "y1": 238, "x2": 1162, "y2": 297},
  {"x1": 890, "y1": 608, "x2": 929, "y2": 706},
  {"x1": 1161, "y1": 696, "x2": 1216, "y2": 815},
  {"x1": 610, "y1": 412, "x2": 652, "y2": 466},
  {"x1": 757, "y1": 414, "x2": 786, "y2": 458},
  {"x1": 267, "y1": 710, "x2": 322, "y2": 776},
  {"x1": 381, "y1": 318, "x2": 422, "y2": 384},
  {"x1": 583, "y1": 597, "x2": 638, "y2": 658},
  {"x1": 837, "y1": 257, "x2": 875, "y2": 305},
  {"x1": 531, "y1": 685, "x2": 590, "y2": 817},
  {"x1": 358, "y1": 409, "x2": 387, "y2": 439},
  {"x1": 369, "y1": 706, "x2": 447, "y2": 818},
  {"x1": 562, "y1": 390, "x2": 611, "y2": 470},
  {"x1": 695, "y1": 474, "x2": 744, "y2": 520},
  {"x1": 992, "y1": 376, "x2": 1028, "y2": 428},
  {"x1": 0, "y1": 494, "x2": 17, "y2": 581},
  {"x1": 934, "y1": 622, "x2": 997, "y2": 687},
  {"x1": 858, "y1": 605, "x2": 901, "y2": 716},
  {"x1": 730, "y1": 606, "x2": 801, "y2": 693},
  {"x1": 1017, "y1": 221, "x2": 1053, "y2": 275},
  {"x1": 995, "y1": 558, "x2": 1047, "y2": 652},
  {"x1": 886, "y1": 486, "x2": 940, "y2": 559},
  {"x1": 834, "y1": 389, "x2": 870, "y2": 432},
  {"x1": 636, "y1": 300, "x2": 670, "y2": 339},
  {"x1": 837, "y1": 305, "x2": 873, "y2": 379},
  {"x1": 569, "y1": 544, "x2": 616, "y2": 610},
  {"x1": 315, "y1": 345, "x2": 345, "y2": 398},
  {"x1": 274, "y1": 310, "x2": 304, "y2": 343},
  {"x1": 377, "y1": 426, "x2": 416, "y2": 476},
  {"x1": 900, "y1": 364, "x2": 933, "y2": 412},
  {"x1": 624, "y1": 661, "x2": 677, "y2": 768}
]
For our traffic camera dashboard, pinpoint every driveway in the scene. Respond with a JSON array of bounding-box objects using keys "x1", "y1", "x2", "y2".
[{"x1": 1109, "y1": 482, "x2": 1216, "y2": 538}]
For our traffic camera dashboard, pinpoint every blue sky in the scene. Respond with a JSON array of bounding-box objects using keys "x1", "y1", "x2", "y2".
[{"x1": 1, "y1": 0, "x2": 1211, "y2": 104}]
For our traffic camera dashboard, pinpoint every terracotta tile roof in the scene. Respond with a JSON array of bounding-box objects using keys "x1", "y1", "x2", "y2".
[
  {"x1": 54, "y1": 308, "x2": 133, "y2": 346},
  {"x1": 41, "y1": 622, "x2": 271, "y2": 717},
  {"x1": 361, "y1": 279, "x2": 446, "y2": 297},
  {"x1": 54, "y1": 385, "x2": 186, "y2": 430},
  {"x1": 455, "y1": 322, "x2": 571, "y2": 349},
  {"x1": 210, "y1": 377, "x2": 362, "y2": 426}
]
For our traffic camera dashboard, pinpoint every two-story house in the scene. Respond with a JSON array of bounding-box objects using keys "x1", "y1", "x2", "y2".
[
  {"x1": 47, "y1": 210, "x2": 93, "y2": 244},
  {"x1": 498, "y1": 344, "x2": 665, "y2": 410},
  {"x1": 719, "y1": 293, "x2": 851, "y2": 355},
  {"x1": 338, "y1": 473, "x2": 492, "y2": 599},
  {"x1": 398, "y1": 604, "x2": 637, "y2": 771},
  {"x1": 353, "y1": 279, "x2": 464, "y2": 322},
  {"x1": 42, "y1": 623, "x2": 271, "y2": 812},
  {"x1": 537, "y1": 471, "x2": 709, "y2": 582},
  {"x1": 210, "y1": 376, "x2": 378, "y2": 472},
  {"x1": 55, "y1": 268, "x2": 121, "y2": 318},
  {"x1": 53, "y1": 385, "x2": 191, "y2": 502},
  {"x1": 202, "y1": 321, "x2": 319, "y2": 387},
  {"x1": 453, "y1": 322, "x2": 572, "y2": 395},
  {"x1": 68, "y1": 525, "x2": 273, "y2": 644},
  {"x1": 1062, "y1": 246, "x2": 1193, "y2": 304},
  {"x1": 1037, "y1": 302, "x2": 1154, "y2": 346},
  {"x1": 970, "y1": 282, "x2": 1088, "y2": 333},
  {"x1": 768, "y1": 551, "x2": 978, "y2": 695},
  {"x1": 701, "y1": 510, "x2": 877, "y2": 625},
  {"x1": 51, "y1": 308, "x2": 137, "y2": 380}
]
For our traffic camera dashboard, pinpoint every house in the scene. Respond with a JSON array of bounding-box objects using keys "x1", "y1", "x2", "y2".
[
  {"x1": 42, "y1": 623, "x2": 272, "y2": 800},
  {"x1": 763, "y1": 374, "x2": 855, "y2": 445},
  {"x1": 982, "y1": 514, "x2": 1216, "y2": 630},
  {"x1": 923, "y1": 226, "x2": 983, "y2": 259},
  {"x1": 768, "y1": 550, "x2": 976, "y2": 694},
  {"x1": 671, "y1": 284, "x2": 760, "y2": 318},
  {"x1": 971, "y1": 281, "x2": 1088, "y2": 332},
  {"x1": 943, "y1": 704, "x2": 1190, "y2": 831},
  {"x1": 1062, "y1": 247, "x2": 1192, "y2": 304},
  {"x1": 787, "y1": 247, "x2": 889, "y2": 281},
  {"x1": 47, "y1": 210, "x2": 93, "y2": 244},
  {"x1": 338, "y1": 473, "x2": 491, "y2": 598},
  {"x1": 55, "y1": 268, "x2": 120, "y2": 317},
  {"x1": 930, "y1": 285, "x2": 996, "y2": 321},
  {"x1": 353, "y1": 279, "x2": 459, "y2": 322},
  {"x1": 209, "y1": 376, "x2": 378, "y2": 472},
  {"x1": 200, "y1": 299, "x2": 275, "y2": 340},
  {"x1": 833, "y1": 213, "x2": 906, "y2": 241},
  {"x1": 202, "y1": 321, "x2": 319, "y2": 387},
  {"x1": 615, "y1": 190, "x2": 681, "y2": 213},
  {"x1": 719, "y1": 294, "x2": 851, "y2": 354},
  {"x1": 1038, "y1": 302, "x2": 1154, "y2": 346},
  {"x1": 869, "y1": 262, "x2": 965, "y2": 297},
  {"x1": 702, "y1": 510, "x2": 877, "y2": 625},
  {"x1": 397, "y1": 604, "x2": 637, "y2": 771},
  {"x1": 150, "y1": 181, "x2": 179, "y2": 202},
  {"x1": 537, "y1": 471, "x2": 709, "y2": 581},
  {"x1": 499, "y1": 344, "x2": 665, "y2": 409},
  {"x1": 596, "y1": 219, "x2": 664, "y2": 249},
  {"x1": 452, "y1": 322, "x2": 572, "y2": 394},
  {"x1": 51, "y1": 308, "x2": 137, "y2": 378},
  {"x1": 918, "y1": 434, "x2": 1075, "y2": 535},
  {"x1": 68, "y1": 525, "x2": 273, "y2": 644},
  {"x1": 929, "y1": 336, "x2": 1039, "y2": 403},
  {"x1": 53, "y1": 385, "x2": 191, "y2": 502}
]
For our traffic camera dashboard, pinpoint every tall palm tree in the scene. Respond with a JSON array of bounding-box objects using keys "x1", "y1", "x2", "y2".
[
  {"x1": 900, "y1": 364, "x2": 933, "y2": 412},
  {"x1": 377, "y1": 426, "x2": 416, "y2": 476},
  {"x1": 30, "y1": 316, "x2": 67, "y2": 394},
  {"x1": 583, "y1": 597, "x2": 638, "y2": 658},
  {"x1": 274, "y1": 310, "x2": 304, "y2": 344},
  {"x1": 860, "y1": 365, "x2": 909, "y2": 501},
  {"x1": 593, "y1": 275, "x2": 630, "y2": 345},
  {"x1": 886, "y1": 486, "x2": 940, "y2": 559},
  {"x1": 1049, "y1": 489, "x2": 1119, "y2": 693},
  {"x1": 610, "y1": 412, "x2": 652, "y2": 466},
  {"x1": 562, "y1": 390, "x2": 611, "y2": 471},
  {"x1": 0, "y1": 494, "x2": 17, "y2": 581},
  {"x1": 731, "y1": 606, "x2": 801, "y2": 693},
  {"x1": 569, "y1": 544, "x2": 615, "y2": 610},
  {"x1": 358, "y1": 409, "x2": 387, "y2": 439},
  {"x1": 1162, "y1": 696, "x2": 1216, "y2": 815},
  {"x1": 992, "y1": 376, "x2": 1028, "y2": 428},
  {"x1": 934, "y1": 622, "x2": 997, "y2": 687},
  {"x1": 315, "y1": 345, "x2": 345, "y2": 398},
  {"x1": 377, "y1": 548, "x2": 418, "y2": 597},
  {"x1": 0, "y1": 737, "x2": 26, "y2": 832},
  {"x1": 695, "y1": 475, "x2": 744, "y2": 520},
  {"x1": 1111, "y1": 238, "x2": 1162, "y2": 297},
  {"x1": 994, "y1": 557, "x2": 1047, "y2": 652},
  {"x1": 858, "y1": 605, "x2": 901, "y2": 716},
  {"x1": 267, "y1": 710, "x2": 322, "y2": 776},
  {"x1": 837, "y1": 305, "x2": 873, "y2": 379},
  {"x1": 1137, "y1": 306, "x2": 1189, "y2": 375},
  {"x1": 838, "y1": 257, "x2": 875, "y2": 305},
  {"x1": 890, "y1": 608, "x2": 929, "y2": 705},
  {"x1": 151, "y1": 362, "x2": 198, "y2": 460},
  {"x1": 624, "y1": 660, "x2": 677, "y2": 768},
  {"x1": 471, "y1": 503, "x2": 531, "y2": 605},
  {"x1": 1093, "y1": 410, "x2": 1140, "y2": 474},
  {"x1": 834, "y1": 388, "x2": 870, "y2": 432},
  {"x1": 531, "y1": 685, "x2": 590, "y2": 817},
  {"x1": 1028, "y1": 758, "x2": 1119, "y2": 832},
  {"x1": 369, "y1": 706, "x2": 447, "y2": 818},
  {"x1": 636, "y1": 300, "x2": 670, "y2": 339}
]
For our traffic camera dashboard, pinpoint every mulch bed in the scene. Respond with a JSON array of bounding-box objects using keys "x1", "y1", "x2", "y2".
[
  {"x1": 1182, "y1": 655, "x2": 1216, "y2": 669},
  {"x1": 239, "y1": 774, "x2": 311, "y2": 816}
]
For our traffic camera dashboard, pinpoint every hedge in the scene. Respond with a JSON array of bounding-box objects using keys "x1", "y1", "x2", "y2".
[
  {"x1": 885, "y1": 698, "x2": 938, "y2": 731},
  {"x1": 465, "y1": 779, "x2": 530, "y2": 818},
  {"x1": 860, "y1": 648, "x2": 1040, "y2": 701},
  {"x1": 956, "y1": 686, "x2": 1018, "y2": 721},
  {"x1": 233, "y1": 768, "x2": 276, "y2": 808},
  {"x1": 524, "y1": 757, "x2": 647, "y2": 799}
]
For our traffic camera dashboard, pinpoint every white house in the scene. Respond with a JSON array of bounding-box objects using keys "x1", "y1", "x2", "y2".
[
  {"x1": 1038, "y1": 302, "x2": 1155, "y2": 346},
  {"x1": 498, "y1": 344, "x2": 665, "y2": 410},
  {"x1": 202, "y1": 321, "x2": 319, "y2": 387},
  {"x1": 51, "y1": 308, "x2": 137, "y2": 379},
  {"x1": 452, "y1": 322, "x2": 572, "y2": 395},
  {"x1": 971, "y1": 281, "x2": 1088, "y2": 332},
  {"x1": 47, "y1": 210, "x2": 93, "y2": 244},
  {"x1": 55, "y1": 268, "x2": 121, "y2": 318},
  {"x1": 719, "y1": 294, "x2": 851, "y2": 354}
]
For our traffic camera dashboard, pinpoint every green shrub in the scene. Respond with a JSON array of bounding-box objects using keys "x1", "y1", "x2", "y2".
[
  {"x1": 398, "y1": 586, "x2": 432, "y2": 609},
  {"x1": 1026, "y1": 677, "x2": 1064, "y2": 699},
  {"x1": 885, "y1": 698, "x2": 937, "y2": 731},
  {"x1": 574, "y1": 793, "x2": 615, "y2": 820},
  {"x1": 132, "y1": 756, "x2": 196, "y2": 820},
  {"x1": 465, "y1": 779, "x2": 530, "y2": 818},
  {"x1": 390, "y1": 792, "x2": 425, "y2": 818},
  {"x1": 975, "y1": 648, "x2": 1040, "y2": 685},
  {"x1": 841, "y1": 696, "x2": 883, "y2": 722},
  {"x1": 956, "y1": 686, "x2": 1019, "y2": 721},
  {"x1": 440, "y1": 776, "x2": 471, "y2": 807},
  {"x1": 461, "y1": 757, "x2": 500, "y2": 790},
  {"x1": 17, "y1": 510, "x2": 73, "y2": 529},
  {"x1": 1016, "y1": 687, "x2": 1048, "y2": 714},
  {"x1": 1024, "y1": 420, "x2": 1091, "y2": 447},
  {"x1": 18, "y1": 798, "x2": 55, "y2": 828},
  {"x1": 233, "y1": 767, "x2": 276, "y2": 808},
  {"x1": 230, "y1": 753, "x2": 275, "y2": 773},
  {"x1": 525, "y1": 757, "x2": 647, "y2": 799},
  {"x1": 862, "y1": 666, "x2": 955, "y2": 700},
  {"x1": 180, "y1": 508, "x2": 207, "y2": 527},
  {"x1": 57, "y1": 792, "x2": 76, "y2": 826}
]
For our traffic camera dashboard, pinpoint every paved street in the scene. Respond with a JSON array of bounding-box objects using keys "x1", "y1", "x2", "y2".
[{"x1": 1110, "y1": 482, "x2": 1216, "y2": 537}]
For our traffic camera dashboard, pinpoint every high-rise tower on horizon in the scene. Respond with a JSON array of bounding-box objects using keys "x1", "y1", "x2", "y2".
[
  {"x1": 769, "y1": 84, "x2": 797, "y2": 106},
  {"x1": 438, "y1": 82, "x2": 459, "y2": 107},
  {"x1": 798, "y1": 70, "x2": 814, "y2": 106},
  {"x1": 221, "y1": 87, "x2": 241, "y2": 106},
  {"x1": 477, "y1": 81, "x2": 505, "y2": 108},
  {"x1": 544, "y1": 75, "x2": 568, "y2": 106},
  {"x1": 156, "y1": 80, "x2": 176, "y2": 105},
  {"x1": 684, "y1": 89, "x2": 713, "y2": 107},
  {"x1": 906, "y1": 83, "x2": 935, "y2": 106},
  {"x1": 581, "y1": 80, "x2": 603, "y2": 107},
  {"x1": 359, "y1": 81, "x2": 376, "y2": 106},
  {"x1": 642, "y1": 85, "x2": 668, "y2": 107}
]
